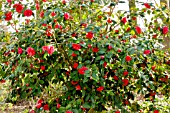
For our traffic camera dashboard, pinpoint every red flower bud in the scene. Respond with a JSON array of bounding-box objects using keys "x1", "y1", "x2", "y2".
[
  {"x1": 144, "y1": 3, "x2": 151, "y2": 9},
  {"x1": 72, "y1": 43, "x2": 81, "y2": 50},
  {"x1": 92, "y1": 47, "x2": 99, "y2": 53},
  {"x1": 151, "y1": 66, "x2": 156, "y2": 71},
  {"x1": 162, "y1": 26, "x2": 168, "y2": 34},
  {"x1": 40, "y1": 66, "x2": 45, "y2": 71},
  {"x1": 97, "y1": 86, "x2": 104, "y2": 92},
  {"x1": 125, "y1": 55, "x2": 132, "y2": 62},
  {"x1": 117, "y1": 49, "x2": 122, "y2": 53},
  {"x1": 27, "y1": 47, "x2": 36, "y2": 56},
  {"x1": 143, "y1": 50, "x2": 151, "y2": 55},
  {"x1": 5, "y1": 12, "x2": 12, "y2": 21},
  {"x1": 107, "y1": 18, "x2": 112, "y2": 23},
  {"x1": 73, "y1": 62, "x2": 78, "y2": 69},
  {"x1": 123, "y1": 71, "x2": 128, "y2": 76},
  {"x1": 76, "y1": 85, "x2": 81, "y2": 90},
  {"x1": 113, "y1": 75, "x2": 118, "y2": 81},
  {"x1": 122, "y1": 79, "x2": 129, "y2": 86},
  {"x1": 43, "y1": 104, "x2": 49, "y2": 110},
  {"x1": 135, "y1": 26, "x2": 142, "y2": 34},
  {"x1": 78, "y1": 66, "x2": 88, "y2": 75},
  {"x1": 24, "y1": 9, "x2": 33, "y2": 17},
  {"x1": 121, "y1": 17, "x2": 127, "y2": 24},
  {"x1": 86, "y1": 32, "x2": 94, "y2": 39},
  {"x1": 18, "y1": 47, "x2": 23, "y2": 54},
  {"x1": 56, "y1": 103, "x2": 61, "y2": 109},
  {"x1": 154, "y1": 110, "x2": 159, "y2": 113}
]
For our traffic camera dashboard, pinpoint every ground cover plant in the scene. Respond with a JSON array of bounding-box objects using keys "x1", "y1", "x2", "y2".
[{"x1": 0, "y1": 0, "x2": 170, "y2": 112}]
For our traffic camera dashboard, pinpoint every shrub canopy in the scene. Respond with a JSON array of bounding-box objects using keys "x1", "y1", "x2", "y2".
[{"x1": 0, "y1": 0, "x2": 170, "y2": 113}]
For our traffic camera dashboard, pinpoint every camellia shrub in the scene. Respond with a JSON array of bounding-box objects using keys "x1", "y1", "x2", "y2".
[{"x1": 0, "y1": 0, "x2": 170, "y2": 113}]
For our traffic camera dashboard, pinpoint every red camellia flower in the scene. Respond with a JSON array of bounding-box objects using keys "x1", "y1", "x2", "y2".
[
  {"x1": 7, "y1": 0, "x2": 12, "y2": 4},
  {"x1": 72, "y1": 43, "x2": 81, "y2": 50},
  {"x1": 107, "y1": 18, "x2": 112, "y2": 23},
  {"x1": 132, "y1": 16, "x2": 136, "y2": 20},
  {"x1": 115, "y1": 30, "x2": 119, "y2": 33},
  {"x1": 46, "y1": 30, "x2": 52, "y2": 36},
  {"x1": 36, "y1": 4, "x2": 40, "y2": 10},
  {"x1": 126, "y1": 27, "x2": 131, "y2": 32},
  {"x1": 25, "y1": 19, "x2": 30, "y2": 24},
  {"x1": 76, "y1": 85, "x2": 81, "y2": 90},
  {"x1": 115, "y1": 110, "x2": 120, "y2": 113},
  {"x1": 43, "y1": 104, "x2": 49, "y2": 110},
  {"x1": 121, "y1": 17, "x2": 127, "y2": 24},
  {"x1": 42, "y1": 23, "x2": 47, "y2": 27},
  {"x1": 153, "y1": 34, "x2": 157, "y2": 38},
  {"x1": 123, "y1": 71, "x2": 128, "y2": 76},
  {"x1": 27, "y1": 47, "x2": 36, "y2": 56},
  {"x1": 55, "y1": 24, "x2": 62, "y2": 29},
  {"x1": 78, "y1": 66, "x2": 88, "y2": 75},
  {"x1": 108, "y1": 45, "x2": 112, "y2": 50},
  {"x1": 62, "y1": 0, "x2": 68, "y2": 4},
  {"x1": 144, "y1": 3, "x2": 151, "y2": 9},
  {"x1": 66, "y1": 110, "x2": 73, "y2": 113},
  {"x1": 132, "y1": 35, "x2": 137, "y2": 38},
  {"x1": 36, "y1": 103, "x2": 42, "y2": 109},
  {"x1": 73, "y1": 62, "x2": 78, "y2": 69},
  {"x1": 71, "y1": 81, "x2": 78, "y2": 85},
  {"x1": 162, "y1": 26, "x2": 169, "y2": 34},
  {"x1": 144, "y1": 50, "x2": 151, "y2": 55},
  {"x1": 40, "y1": 11, "x2": 44, "y2": 18},
  {"x1": 30, "y1": 63, "x2": 33, "y2": 68},
  {"x1": 151, "y1": 65, "x2": 156, "y2": 71},
  {"x1": 5, "y1": 12, "x2": 12, "y2": 21},
  {"x1": 71, "y1": 52, "x2": 77, "y2": 57},
  {"x1": 24, "y1": 9, "x2": 33, "y2": 17},
  {"x1": 92, "y1": 47, "x2": 99, "y2": 53},
  {"x1": 113, "y1": 75, "x2": 118, "y2": 81},
  {"x1": 47, "y1": 45, "x2": 55, "y2": 55},
  {"x1": 42, "y1": 0, "x2": 47, "y2": 2},
  {"x1": 36, "y1": 99, "x2": 43, "y2": 109},
  {"x1": 97, "y1": 86, "x2": 104, "y2": 92},
  {"x1": 40, "y1": 66, "x2": 45, "y2": 71},
  {"x1": 122, "y1": 79, "x2": 129, "y2": 86},
  {"x1": 38, "y1": 99, "x2": 43, "y2": 104},
  {"x1": 81, "y1": 106, "x2": 86, "y2": 111},
  {"x1": 71, "y1": 33, "x2": 77, "y2": 37},
  {"x1": 81, "y1": 23, "x2": 88, "y2": 28},
  {"x1": 103, "y1": 62, "x2": 107, "y2": 68},
  {"x1": 117, "y1": 49, "x2": 122, "y2": 53},
  {"x1": 86, "y1": 32, "x2": 94, "y2": 39},
  {"x1": 66, "y1": 71, "x2": 70, "y2": 76},
  {"x1": 18, "y1": 47, "x2": 23, "y2": 54},
  {"x1": 56, "y1": 103, "x2": 61, "y2": 109},
  {"x1": 42, "y1": 46, "x2": 48, "y2": 51},
  {"x1": 0, "y1": 79, "x2": 6, "y2": 83},
  {"x1": 42, "y1": 45, "x2": 55, "y2": 55},
  {"x1": 124, "y1": 100, "x2": 129, "y2": 105},
  {"x1": 135, "y1": 26, "x2": 142, "y2": 34},
  {"x1": 87, "y1": 44, "x2": 92, "y2": 48},
  {"x1": 64, "y1": 12, "x2": 70, "y2": 20},
  {"x1": 125, "y1": 55, "x2": 132, "y2": 62},
  {"x1": 154, "y1": 110, "x2": 159, "y2": 113},
  {"x1": 150, "y1": 91, "x2": 156, "y2": 96},
  {"x1": 100, "y1": 55, "x2": 104, "y2": 59},
  {"x1": 13, "y1": 4, "x2": 24, "y2": 13},
  {"x1": 51, "y1": 12, "x2": 56, "y2": 17}
]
